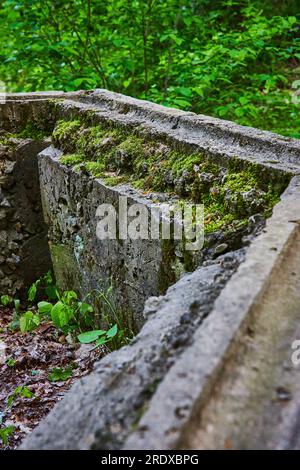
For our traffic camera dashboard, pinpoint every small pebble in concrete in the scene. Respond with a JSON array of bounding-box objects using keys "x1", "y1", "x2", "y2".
[{"x1": 215, "y1": 243, "x2": 228, "y2": 255}]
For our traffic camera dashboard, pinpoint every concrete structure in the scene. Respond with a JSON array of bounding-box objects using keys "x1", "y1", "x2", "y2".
[{"x1": 0, "y1": 91, "x2": 299, "y2": 449}]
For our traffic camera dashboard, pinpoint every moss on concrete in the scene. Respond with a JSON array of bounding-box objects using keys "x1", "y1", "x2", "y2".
[
  {"x1": 16, "y1": 122, "x2": 50, "y2": 140},
  {"x1": 52, "y1": 118, "x2": 287, "y2": 237},
  {"x1": 60, "y1": 153, "x2": 85, "y2": 166},
  {"x1": 0, "y1": 122, "x2": 49, "y2": 147},
  {"x1": 50, "y1": 243, "x2": 82, "y2": 293}
]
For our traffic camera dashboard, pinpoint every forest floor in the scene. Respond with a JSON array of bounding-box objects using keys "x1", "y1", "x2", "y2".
[{"x1": 0, "y1": 305, "x2": 105, "y2": 449}]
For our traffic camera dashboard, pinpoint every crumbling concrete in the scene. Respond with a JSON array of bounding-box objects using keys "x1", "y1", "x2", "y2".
[
  {"x1": 38, "y1": 146, "x2": 185, "y2": 329},
  {"x1": 124, "y1": 176, "x2": 300, "y2": 450},
  {"x1": 34, "y1": 91, "x2": 291, "y2": 328},
  {"x1": 0, "y1": 137, "x2": 51, "y2": 296},
  {"x1": 20, "y1": 248, "x2": 245, "y2": 450},
  {"x1": 0, "y1": 90, "x2": 299, "y2": 450}
]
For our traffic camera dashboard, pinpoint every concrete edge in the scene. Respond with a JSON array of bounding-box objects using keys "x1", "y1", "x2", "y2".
[
  {"x1": 20, "y1": 249, "x2": 245, "y2": 450},
  {"x1": 3, "y1": 90, "x2": 300, "y2": 176},
  {"x1": 57, "y1": 93, "x2": 300, "y2": 176},
  {"x1": 124, "y1": 175, "x2": 300, "y2": 450},
  {"x1": 72, "y1": 89, "x2": 300, "y2": 157}
]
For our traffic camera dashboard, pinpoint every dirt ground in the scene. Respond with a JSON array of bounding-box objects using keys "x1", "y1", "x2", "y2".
[{"x1": 0, "y1": 305, "x2": 105, "y2": 449}]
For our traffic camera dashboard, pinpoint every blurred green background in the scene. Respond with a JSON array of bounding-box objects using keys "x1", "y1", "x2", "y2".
[{"x1": 0, "y1": 0, "x2": 299, "y2": 137}]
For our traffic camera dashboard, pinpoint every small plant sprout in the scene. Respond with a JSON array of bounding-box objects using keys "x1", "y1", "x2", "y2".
[
  {"x1": 0, "y1": 425, "x2": 14, "y2": 445},
  {"x1": 6, "y1": 358, "x2": 16, "y2": 367},
  {"x1": 0, "y1": 295, "x2": 10, "y2": 306},
  {"x1": 48, "y1": 366, "x2": 73, "y2": 382},
  {"x1": 7, "y1": 386, "x2": 35, "y2": 408}
]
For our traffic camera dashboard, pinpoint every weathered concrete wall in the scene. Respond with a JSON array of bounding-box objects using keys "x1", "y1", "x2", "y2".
[
  {"x1": 20, "y1": 247, "x2": 246, "y2": 450},
  {"x1": 38, "y1": 146, "x2": 182, "y2": 329},
  {"x1": 20, "y1": 176, "x2": 300, "y2": 451},
  {"x1": 35, "y1": 90, "x2": 292, "y2": 328},
  {"x1": 0, "y1": 137, "x2": 51, "y2": 296},
  {"x1": 0, "y1": 92, "x2": 74, "y2": 134},
  {"x1": 0, "y1": 90, "x2": 300, "y2": 450},
  {"x1": 124, "y1": 176, "x2": 300, "y2": 450}
]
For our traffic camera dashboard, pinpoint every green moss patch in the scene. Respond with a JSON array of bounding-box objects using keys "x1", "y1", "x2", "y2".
[
  {"x1": 0, "y1": 122, "x2": 50, "y2": 147},
  {"x1": 52, "y1": 118, "x2": 287, "y2": 236}
]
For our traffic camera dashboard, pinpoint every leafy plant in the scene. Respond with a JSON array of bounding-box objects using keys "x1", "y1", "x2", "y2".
[
  {"x1": 48, "y1": 366, "x2": 73, "y2": 382},
  {"x1": 6, "y1": 358, "x2": 16, "y2": 367},
  {"x1": 0, "y1": 295, "x2": 10, "y2": 306},
  {"x1": 92, "y1": 282, "x2": 134, "y2": 348},
  {"x1": 7, "y1": 386, "x2": 35, "y2": 408},
  {"x1": 28, "y1": 271, "x2": 58, "y2": 303},
  {"x1": 19, "y1": 311, "x2": 40, "y2": 333},
  {"x1": 77, "y1": 323, "x2": 118, "y2": 348},
  {"x1": 0, "y1": 425, "x2": 14, "y2": 445},
  {"x1": 38, "y1": 290, "x2": 95, "y2": 333},
  {"x1": 7, "y1": 270, "x2": 132, "y2": 350}
]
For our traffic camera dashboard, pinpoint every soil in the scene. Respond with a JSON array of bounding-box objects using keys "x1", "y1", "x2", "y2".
[{"x1": 0, "y1": 305, "x2": 105, "y2": 449}]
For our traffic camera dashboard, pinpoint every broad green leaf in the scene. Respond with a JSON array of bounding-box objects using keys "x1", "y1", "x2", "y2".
[
  {"x1": 106, "y1": 324, "x2": 118, "y2": 339},
  {"x1": 20, "y1": 311, "x2": 40, "y2": 333},
  {"x1": 38, "y1": 301, "x2": 52, "y2": 315},
  {"x1": 48, "y1": 366, "x2": 73, "y2": 382},
  {"x1": 50, "y1": 301, "x2": 65, "y2": 328},
  {"x1": 77, "y1": 329, "x2": 106, "y2": 344}
]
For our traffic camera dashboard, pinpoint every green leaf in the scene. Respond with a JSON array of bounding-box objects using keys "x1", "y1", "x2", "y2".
[
  {"x1": 0, "y1": 425, "x2": 14, "y2": 445},
  {"x1": 38, "y1": 301, "x2": 53, "y2": 315},
  {"x1": 50, "y1": 301, "x2": 73, "y2": 328},
  {"x1": 28, "y1": 280, "x2": 40, "y2": 302},
  {"x1": 7, "y1": 386, "x2": 34, "y2": 407},
  {"x1": 78, "y1": 302, "x2": 93, "y2": 316},
  {"x1": 239, "y1": 96, "x2": 248, "y2": 105},
  {"x1": 20, "y1": 386, "x2": 34, "y2": 399},
  {"x1": 62, "y1": 291, "x2": 78, "y2": 305},
  {"x1": 19, "y1": 311, "x2": 40, "y2": 333},
  {"x1": 106, "y1": 324, "x2": 118, "y2": 339},
  {"x1": 77, "y1": 329, "x2": 106, "y2": 344},
  {"x1": 94, "y1": 336, "x2": 107, "y2": 348},
  {"x1": 48, "y1": 366, "x2": 73, "y2": 382},
  {"x1": 45, "y1": 285, "x2": 59, "y2": 301},
  {"x1": 1, "y1": 295, "x2": 10, "y2": 306},
  {"x1": 6, "y1": 358, "x2": 16, "y2": 367}
]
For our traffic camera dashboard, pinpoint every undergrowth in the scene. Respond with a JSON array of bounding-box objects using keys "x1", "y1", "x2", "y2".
[{"x1": 1, "y1": 271, "x2": 133, "y2": 352}]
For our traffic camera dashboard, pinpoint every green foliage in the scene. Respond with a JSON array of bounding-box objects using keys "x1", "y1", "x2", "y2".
[
  {"x1": 1, "y1": 295, "x2": 10, "y2": 306},
  {"x1": 27, "y1": 271, "x2": 58, "y2": 303},
  {"x1": 3, "y1": 271, "x2": 132, "y2": 350},
  {"x1": 7, "y1": 386, "x2": 35, "y2": 408},
  {"x1": 77, "y1": 323, "x2": 118, "y2": 348},
  {"x1": 0, "y1": 1, "x2": 299, "y2": 136},
  {"x1": 41, "y1": 289, "x2": 96, "y2": 334},
  {"x1": 0, "y1": 425, "x2": 14, "y2": 445},
  {"x1": 48, "y1": 366, "x2": 73, "y2": 382},
  {"x1": 19, "y1": 311, "x2": 40, "y2": 333},
  {"x1": 6, "y1": 358, "x2": 16, "y2": 367}
]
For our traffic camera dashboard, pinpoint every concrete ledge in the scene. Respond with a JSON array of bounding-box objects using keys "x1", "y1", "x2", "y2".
[
  {"x1": 64, "y1": 89, "x2": 300, "y2": 175},
  {"x1": 124, "y1": 176, "x2": 300, "y2": 449},
  {"x1": 20, "y1": 250, "x2": 244, "y2": 450}
]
